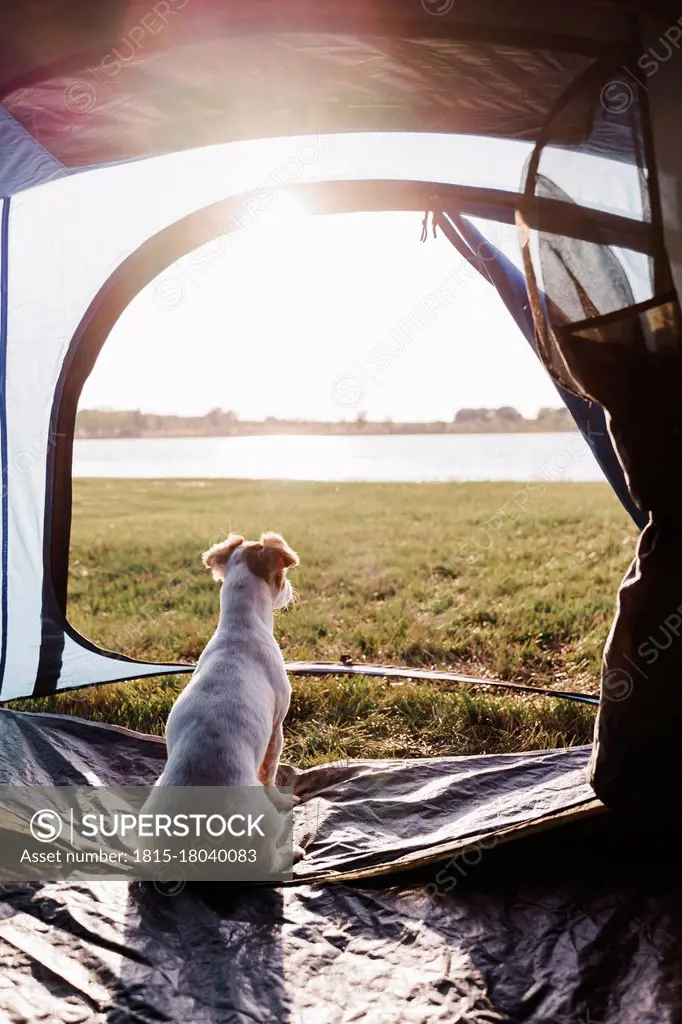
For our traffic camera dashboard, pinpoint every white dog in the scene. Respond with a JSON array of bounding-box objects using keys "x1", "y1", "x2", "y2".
[{"x1": 141, "y1": 531, "x2": 303, "y2": 873}]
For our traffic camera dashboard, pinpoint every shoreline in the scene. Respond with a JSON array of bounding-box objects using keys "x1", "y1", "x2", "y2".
[{"x1": 75, "y1": 427, "x2": 580, "y2": 441}]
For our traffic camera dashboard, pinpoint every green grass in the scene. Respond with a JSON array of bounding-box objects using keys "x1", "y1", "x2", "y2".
[{"x1": 10, "y1": 479, "x2": 638, "y2": 766}]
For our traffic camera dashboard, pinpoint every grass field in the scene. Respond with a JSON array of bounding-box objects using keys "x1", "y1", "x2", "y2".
[{"x1": 11, "y1": 478, "x2": 638, "y2": 766}]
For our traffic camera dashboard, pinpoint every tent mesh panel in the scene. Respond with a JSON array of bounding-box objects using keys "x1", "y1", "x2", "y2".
[{"x1": 517, "y1": 57, "x2": 682, "y2": 514}]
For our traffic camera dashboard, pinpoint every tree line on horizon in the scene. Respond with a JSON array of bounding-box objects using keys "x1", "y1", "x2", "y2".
[{"x1": 75, "y1": 406, "x2": 575, "y2": 438}]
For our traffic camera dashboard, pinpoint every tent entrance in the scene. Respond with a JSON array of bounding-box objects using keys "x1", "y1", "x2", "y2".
[{"x1": 20, "y1": 177, "x2": 639, "y2": 702}]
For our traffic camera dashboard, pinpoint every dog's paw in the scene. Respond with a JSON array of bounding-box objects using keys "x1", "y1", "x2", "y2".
[{"x1": 293, "y1": 843, "x2": 306, "y2": 863}]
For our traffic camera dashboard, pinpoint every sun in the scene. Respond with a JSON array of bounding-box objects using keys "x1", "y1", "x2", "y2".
[
  {"x1": 227, "y1": 187, "x2": 315, "y2": 259},
  {"x1": 255, "y1": 190, "x2": 314, "y2": 241}
]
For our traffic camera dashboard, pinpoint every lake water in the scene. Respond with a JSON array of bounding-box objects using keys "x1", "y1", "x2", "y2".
[{"x1": 72, "y1": 433, "x2": 604, "y2": 483}]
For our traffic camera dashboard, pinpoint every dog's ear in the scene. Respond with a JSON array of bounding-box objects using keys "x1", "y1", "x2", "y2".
[
  {"x1": 245, "y1": 532, "x2": 299, "y2": 581},
  {"x1": 202, "y1": 533, "x2": 244, "y2": 581},
  {"x1": 260, "y1": 532, "x2": 299, "y2": 570}
]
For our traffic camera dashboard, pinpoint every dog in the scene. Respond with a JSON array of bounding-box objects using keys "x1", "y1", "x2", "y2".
[{"x1": 140, "y1": 531, "x2": 303, "y2": 875}]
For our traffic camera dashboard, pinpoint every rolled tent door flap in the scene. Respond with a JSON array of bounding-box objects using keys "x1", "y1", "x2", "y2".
[{"x1": 517, "y1": 54, "x2": 682, "y2": 812}]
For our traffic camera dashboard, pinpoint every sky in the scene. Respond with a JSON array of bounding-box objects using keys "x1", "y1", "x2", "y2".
[
  {"x1": 81, "y1": 208, "x2": 562, "y2": 421},
  {"x1": 14, "y1": 131, "x2": 642, "y2": 423}
]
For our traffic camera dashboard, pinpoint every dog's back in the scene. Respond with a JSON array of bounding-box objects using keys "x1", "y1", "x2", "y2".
[{"x1": 159, "y1": 628, "x2": 287, "y2": 787}]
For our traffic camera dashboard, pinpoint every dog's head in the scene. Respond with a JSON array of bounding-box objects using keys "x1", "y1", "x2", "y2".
[{"x1": 202, "y1": 531, "x2": 299, "y2": 610}]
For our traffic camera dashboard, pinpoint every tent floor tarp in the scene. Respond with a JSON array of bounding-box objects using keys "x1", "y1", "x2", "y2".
[{"x1": 0, "y1": 710, "x2": 680, "y2": 1022}]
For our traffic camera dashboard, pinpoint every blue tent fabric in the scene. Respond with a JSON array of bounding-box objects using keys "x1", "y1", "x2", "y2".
[{"x1": 0, "y1": 108, "x2": 68, "y2": 197}]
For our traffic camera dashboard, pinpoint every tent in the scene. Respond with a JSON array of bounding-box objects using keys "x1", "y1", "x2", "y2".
[{"x1": 1, "y1": 1, "x2": 682, "y2": 1020}]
